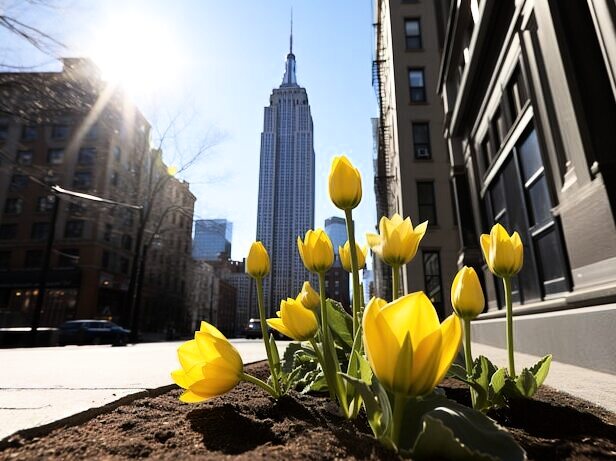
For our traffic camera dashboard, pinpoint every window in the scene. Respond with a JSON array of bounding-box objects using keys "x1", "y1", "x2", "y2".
[
  {"x1": 78, "y1": 148, "x2": 96, "y2": 165},
  {"x1": 121, "y1": 234, "x2": 133, "y2": 250},
  {"x1": 68, "y1": 202, "x2": 86, "y2": 214},
  {"x1": 73, "y1": 171, "x2": 92, "y2": 189},
  {"x1": 64, "y1": 220, "x2": 84, "y2": 238},
  {"x1": 47, "y1": 148, "x2": 64, "y2": 165},
  {"x1": 113, "y1": 146, "x2": 121, "y2": 161},
  {"x1": 412, "y1": 122, "x2": 431, "y2": 159},
  {"x1": 21, "y1": 125, "x2": 37, "y2": 140},
  {"x1": 404, "y1": 19, "x2": 422, "y2": 49},
  {"x1": 51, "y1": 124, "x2": 69, "y2": 140},
  {"x1": 85, "y1": 123, "x2": 98, "y2": 140},
  {"x1": 37, "y1": 196, "x2": 52, "y2": 212},
  {"x1": 103, "y1": 224, "x2": 112, "y2": 242},
  {"x1": 9, "y1": 174, "x2": 28, "y2": 191},
  {"x1": 4, "y1": 198, "x2": 23, "y2": 214},
  {"x1": 16, "y1": 150, "x2": 33, "y2": 165},
  {"x1": 31, "y1": 222, "x2": 50, "y2": 240},
  {"x1": 417, "y1": 181, "x2": 437, "y2": 224},
  {"x1": 0, "y1": 124, "x2": 8, "y2": 141},
  {"x1": 408, "y1": 68, "x2": 426, "y2": 102},
  {"x1": 506, "y1": 67, "x2": 529, "y2": 121},
  {"x1": 0, "y1": 224, "x2": 17, "y2": 240},
  {"x1": 25, "y1": 250, "x2": 43, "y2": 268},
  {"x1": 0, "y1": 251, "x2": 10, "y2": 270},
  {"x1": 423, "y1": 250, "x2": 444, "y2": 318},
  {"x1": 111, "y1": 171, "x2": 119, "y2": 186},
  {"x1": 58, "y1": 249, "x2": 79, "y2": 267}
]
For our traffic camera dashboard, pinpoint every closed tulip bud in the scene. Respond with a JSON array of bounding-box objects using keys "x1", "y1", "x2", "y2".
[
  {"x1": 297, "y1": 228, "x2": 334, "y2": 273},
  {"x1": 339, "y1": 241, "x2": 368, "y2": 272},
  {"x1": 480, "y1": 224, "x2": 524, "y2": 278},
  {"x1": 267, "y1": 297, "x2": 318, "y2": 341},
  {"x1": 171, "y1": 321, "x2": 243, "y2": 403},
  {"x1": 298, "y1": 281, "x2": 320, "y2": 311},
  {"x1": 362, "y1": 292, "x2": 461, "y2": 397},
  {"x1": 329, "y1": 155, "x2": 362, "y2": 210},
  {"x1": 451, "y1": 266, "x2": 485, "y2": 320},
  {"x1": 246, "y1": 241, "x2": 270, "y2": 278},
  {"x1": 366, "y1": 214, "x2": 427, "y2": 267}
]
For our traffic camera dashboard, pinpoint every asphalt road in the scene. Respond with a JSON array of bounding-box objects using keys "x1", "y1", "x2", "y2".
[{"x1": 0, "y1": 339, "x2": 289, "y2": 441}]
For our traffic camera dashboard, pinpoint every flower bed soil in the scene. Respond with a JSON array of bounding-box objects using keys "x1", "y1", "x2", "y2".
[{"x1": 1, "y1": 362, "x2": 615, "y2": 460}]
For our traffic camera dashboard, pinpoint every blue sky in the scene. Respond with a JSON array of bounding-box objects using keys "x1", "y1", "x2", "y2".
[{"x1": 1, "y1": 0, "x2": 378, "y2": 261}]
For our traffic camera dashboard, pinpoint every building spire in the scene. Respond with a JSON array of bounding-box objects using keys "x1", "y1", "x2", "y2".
[{"x1": 281, "y1": 9, "x2": 297, "y2": 87}]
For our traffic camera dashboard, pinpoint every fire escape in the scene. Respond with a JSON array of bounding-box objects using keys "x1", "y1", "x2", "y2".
[{"x1": 372, "y1": 1, "x2": 396, "y2": 300}]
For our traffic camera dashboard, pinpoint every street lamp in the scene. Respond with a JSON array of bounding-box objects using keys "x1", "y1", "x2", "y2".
[{"x1": 29, "y1": 185, "x2": 142, "y2": 346}]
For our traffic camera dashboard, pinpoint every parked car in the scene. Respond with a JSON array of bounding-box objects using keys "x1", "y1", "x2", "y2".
[
  {"x1": 244, "y1": 318, "x2": 287, "y2": 340},
  {"x1": 58, "y1": 320, "x2": 130, "y2": 346}
]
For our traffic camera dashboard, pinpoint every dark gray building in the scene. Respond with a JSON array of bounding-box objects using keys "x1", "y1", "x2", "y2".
[
  {"x1": 439, "y1": 0, "x2": 616, "y2": 373},
  {"x1": 256, "y1": 29, "x2": 316, "y2": 314}
]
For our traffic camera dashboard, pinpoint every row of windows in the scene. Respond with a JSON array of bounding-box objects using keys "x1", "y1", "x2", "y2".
[
  {"x1": 14, "y1": 147, "x2": 98, "y2": 166},
  {"x1": 0, "y1": 123, "x2": 98, "y2": 142},
  {"x1": 9, "y1": 171, "x2": 94, "y2": 191},
  {"x1": 0, "y1": 220, "x2": 85, "y2": 240},
  {"x1": 3, "y1": 197, "x2": 88, "y2": 215},
  {"x1": 0, "y1": 249, "x2": 80, "y2": 270}
]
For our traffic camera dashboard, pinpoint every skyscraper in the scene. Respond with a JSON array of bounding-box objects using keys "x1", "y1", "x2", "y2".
[
  {"x1": 256, "y1": 25, "x2": 315, "y2": 314},
  {"x1": 324, "y1": 216, "x2": 350, "y2": 309},
  {"x1": 193, "y1": 219, "x2": 232, "y2": 261}
]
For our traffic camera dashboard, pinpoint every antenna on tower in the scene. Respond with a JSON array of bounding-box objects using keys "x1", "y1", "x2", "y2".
[{"x1": 290, "y1": 8, "x2": 293, "y2": 54}]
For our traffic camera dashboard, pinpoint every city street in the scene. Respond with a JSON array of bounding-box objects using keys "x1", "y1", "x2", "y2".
[{"x1": 0, "y1": 340, "x2": 289, "y2": 441}]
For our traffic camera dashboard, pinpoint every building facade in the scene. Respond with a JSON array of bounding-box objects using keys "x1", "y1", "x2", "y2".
[
  {"x1": 439, "y1": 0, "x2": 616, "y2": 373},
  {"x1": 256, "y1": 33, "x2": 316, "y2": 315},
  {"x1": 372, "y1": 0, "x2": 456, "y2": 316},
  {"x1": 324, "y1": 216, "x2": 350, "y2": 309},
  {"x1": 192, "y1": 219, "x2": 232, "y2": 261}
]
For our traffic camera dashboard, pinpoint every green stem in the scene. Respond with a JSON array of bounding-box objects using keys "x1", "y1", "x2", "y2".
[
  {"x1": 392, "y1": 265, "x2": 400, "y2": 301},
  {"x1": 256, "y1": 278, "x2": 281, "y2": 396},
  {"x1": 463, "y1": 318, "x2": 476, "y2": 407},
  {"x1": 344, "y1": 208, "x2": 361, "y2": 339},
  {"x1": 240, "y1": 371, "x2": 278, "y2": 399},
  {"x1": 503, "y1": 277, "x2": 516, "y2": 377},
  {"x1": 391, "y1": 392, "x2": 407, "y2": 449}
]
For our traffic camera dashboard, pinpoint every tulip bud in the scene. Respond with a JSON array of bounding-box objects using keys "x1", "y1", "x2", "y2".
[
  {"x1": 328, "y1": 155, "x2": 362, "y2": 210},
  {"x1": 297, "y1": 228, "x2": 334, "y2": 273},
  {"x1": 480, "y1": 224, "x2": 524, "y2": 278},
  {"x1": 246, "y1": 241, "x2": 270, "y2": 279},
  {"x1": 338, "y1": 241, "x2": 367, "y2": 272},
  {"x1": 451, "y1": 266, "x2": 485, "y2": 320},
  {"x1": 298, "y1": 281, "x2": 320, "y2": 311}
]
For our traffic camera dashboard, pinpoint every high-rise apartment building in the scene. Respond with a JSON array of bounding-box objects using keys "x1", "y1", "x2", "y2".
[
  {"x1": 439, "y1": 0, "x2": 616, "y2": 373},
  {"x1": 372, "y1": 0, "x2": 455, "y2": 316},
  {"x1": 256, "y1": 30, "x2": 315, "y2": 314},
  {"x1": 192, "y1": 219, "x2": 232, "y2": 261}
]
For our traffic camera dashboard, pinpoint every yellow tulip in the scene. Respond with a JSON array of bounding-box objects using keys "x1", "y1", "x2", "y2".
[
  {"x1": 329, "y1": 155, "x2": 362, "y2": 210},
  {"x1": 480, "y1": 223, "x2": 523, "y2": 278},
  {"x1": 297, "y1": 228, "x2": 334, "y2": 273},
  {"x1": 451, "y1": 266, "x2": 485, "y2": 320},
  {"x1": 267, "y1": 297, "x2": 318, "y2": 341},
  {"x1": 362, "y1": 292, "x2": 461, "y2": 396},
  {"x1": 246, "y1": 241, "x2": 270, "y2": 278},
  {"x1": 339, "y1": 241, "x2": 367, "y2": 272},
  {"x1": 366, "y1": 214, "x2": 427, "y2": 267},
  {"x1": 298, "y1": 281, "x2": 320, "y2": 311},
  {"x1": 171, "y1": 321, "x2": 243, "y2": 403}
]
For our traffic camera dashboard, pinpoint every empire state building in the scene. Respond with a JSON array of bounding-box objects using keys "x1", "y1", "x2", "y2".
[{"x1": 256, "y1": 28, "x2": 315, "y2": 314}]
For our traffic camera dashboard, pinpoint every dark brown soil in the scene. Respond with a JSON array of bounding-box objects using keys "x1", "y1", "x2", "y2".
[{"x1": 1, "y1": 362, "x2": 615, "y2": 460}]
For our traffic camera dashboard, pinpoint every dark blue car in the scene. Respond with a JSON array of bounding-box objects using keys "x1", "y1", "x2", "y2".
[{"x1": 58, "y1": 320, "x2": 130, "y2": 346}]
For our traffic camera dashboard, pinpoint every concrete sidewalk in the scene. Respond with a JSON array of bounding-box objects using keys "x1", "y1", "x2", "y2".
[
  {"x1": 0, "y1": 339, "x2": 288, "y2": 442},
  {"x1": 472, "y1": 342, "x2": 616, "y2": 413}
]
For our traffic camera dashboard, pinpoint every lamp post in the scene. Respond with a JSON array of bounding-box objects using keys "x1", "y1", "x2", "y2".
[{"x1": 29, "y1": 185, "x2": 142, "y2": 346}]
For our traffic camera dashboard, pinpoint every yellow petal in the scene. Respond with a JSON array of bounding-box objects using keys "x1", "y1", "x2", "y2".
[
  {"x1": 432, "y1": 314, "x2": 462, "y2": 387},
  {"x1": 381, "y1": 292, "x2": 440, "y2": 347},
  {"x1": 408, "y1": 328, "x2": 442, "y2": 396},
  {"x1": 179, "y1": 390, "x2": 212, "y2": 403},
  {"x1": 199, "y1": 321, "x2": 225, "y2": 340},
  {"x1": 511, "y1": 232, "x2": 524, "y2": 273},
  {"x1": 177, "y1": 339, "x2": 203, "y2": 371},
  {"x1": 480, "y1": 234, "x2": 491, "y2": 270},
  {"x1": 281, "y1": 298, "x2": 318, "y2": 340},
  {"x1": 171, "y1": 369, "x2": 191, "y2": 389},
  {"x1": 267, "y1": 317, "x2": 294, "y2": 339}
]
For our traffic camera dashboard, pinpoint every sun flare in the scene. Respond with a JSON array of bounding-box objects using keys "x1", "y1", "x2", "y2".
[{"x1": 88, "y1": 12, "x2": 183, "y2": 97}]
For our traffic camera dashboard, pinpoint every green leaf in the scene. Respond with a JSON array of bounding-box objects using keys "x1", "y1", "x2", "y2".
[
  {"x1": 280, "y1": 342, "x2": 303, "y2": 374},
  {"x1": 530, "y1": 354, "x2": 552, "y2": 388},
  {"x1": 515, "y1": 368, "x2": 537, "y2": 398},
  {"x1": 490, "y1": 368, "x2": 507, "y2": 395},
  {"x1": 404, "y1": 393, "x2": 526, "y2": 461},
  {"x1": 326, "y1": 299, "x2": 354, "y2": 349},
  {"x1": 340, "y1": 372, "x2": 390, "y2": 440},
  {"x1": 447, "y1": 363, "x2": 470, "y2": 380},
  {"x1": 269, "y1": 334, "x2": 281, "y2": 374}
]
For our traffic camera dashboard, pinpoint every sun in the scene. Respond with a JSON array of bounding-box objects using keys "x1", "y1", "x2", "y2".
[{"x1": 88, "y1": 12, "x2": 183, "y2": 97}]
